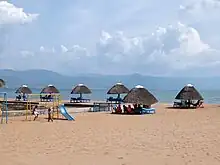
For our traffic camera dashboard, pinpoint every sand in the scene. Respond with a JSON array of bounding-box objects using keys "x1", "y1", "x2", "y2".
[{"x1": 0, "y1": 103, "x2": 220, "y2": 165}]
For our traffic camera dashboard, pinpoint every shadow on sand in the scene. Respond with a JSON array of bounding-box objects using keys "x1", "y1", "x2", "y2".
[
  {"x1": 165, "y1": 106, "x2": 197, "y2": 110},
  {"x1": 44, "y1": 117, "x2": 68, "y2": 121}
]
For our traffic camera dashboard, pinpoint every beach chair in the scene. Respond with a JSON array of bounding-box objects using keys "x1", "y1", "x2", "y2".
[
  {"x1": 40, "y1": 95, "x2": 47, "y2": 102},
  {"x1": 40, "y1": 95, "x2": 52, "y2": 102},
  {"x1": 70, "y1": 97, "x2": 77, "y2": 103},
  {"x1": 76, "y1": 97, "x2": 90, "y2": 103},
  {"x1": 15, "y1": 95, "x2": 21, "y2": 101},
  {"x1": 47, "y1": 95, "x2": 53, "y2": 102},
  {"x1": 192, "y1": 100, "x2": 204, "y2": 108},
  {"x1": 107, "y1": 97, "x2": 114, "y2": 102},
  {"x1": 76, "y1": 97, "x2": 83, "y2": 103},
  {"x1": 141, "y1": 108, "x2": 156, "y2": 114},
  {"x1": 107, "y1": 97, "x2": 123, "y2": 103},
  {"x1": 23, "y1": 95, "x2": 27, "y2": 101},
  {"x1": 82, "y1": 98, "x2": 90, "y2": 102},
  {"x1": 198, "y1": 101, "x2": 204, "y2": 108},
  {"x1": 173, "y1": 101, "x2": 182, "y2": 107}
]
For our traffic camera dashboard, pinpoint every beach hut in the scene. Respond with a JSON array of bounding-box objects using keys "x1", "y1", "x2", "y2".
[
  {"x1": 15, "y1": 84, "x2": 32, "y2": 101},
  {"x1": 173, "y1": 84, "x2": 204, "y2": 108},
  {"x1": 123, "y1": 85, "x2": 158, "y2": 106},
  {"x1": 70, "y1": 84, "x2": 91, "y2": 102},
  {"x1": 15, "y1": 85, "x2": 32, "y2": 94},
  {"x1": 40, "y1": 84, "x2": 60, "y2": 102},
  {"x1": 0, "y1": 79, "x2": 5, "y2": 88},
  {"x1": 107, "y1": 82, "x2": 129, "y2": 102},
  {"x1": 40, "y1": 84, "x2": 60, "y2": 94},
  {"x1": 107, "y1": 82, "x2": 129, "y2": 95}
]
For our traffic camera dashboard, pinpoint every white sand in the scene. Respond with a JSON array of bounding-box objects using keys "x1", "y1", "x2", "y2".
[{"x1": 0, "y1": 103, "x2": 220, "y2": 165}]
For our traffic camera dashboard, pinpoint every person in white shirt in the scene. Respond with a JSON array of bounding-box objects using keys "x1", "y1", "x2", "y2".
[{"x1": 32, "y1": 105, "x2": 39, "y2": 121}]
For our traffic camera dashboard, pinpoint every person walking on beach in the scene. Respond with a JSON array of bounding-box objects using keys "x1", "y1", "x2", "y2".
[
  {"x1": 32, "y1": 105, "x2": 39, "y2": 121},
  {"x1": 48, "y1": 107, "x2": 53, "y2": 122}
]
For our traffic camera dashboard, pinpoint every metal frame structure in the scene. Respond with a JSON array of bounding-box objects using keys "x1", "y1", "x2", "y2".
[
  {"x1": 26, "y1": 94, "x2": 61, "y2": 121},
  {"x1": 0, "y1": 92, "x2": 8, "y2": 124}
]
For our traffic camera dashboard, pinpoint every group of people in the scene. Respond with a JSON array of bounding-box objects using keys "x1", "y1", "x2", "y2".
[
  {"x1": 40, "y1": 94, "x2": 53, "y2": 102},
  {"x1": 114, "y1": 104, "x2": 151, "y2": 114},
  {"x1": 16, "y1": 94, "x2": 27, "y2": 101},
  {"x1": 174, "y1": 99, "x2": 204, "y2": 108},
  {"x1": 32, "y1": 105, "x2": 53, "y2": 122}
]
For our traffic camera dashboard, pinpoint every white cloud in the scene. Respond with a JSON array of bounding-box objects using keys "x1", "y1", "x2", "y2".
[
  {"x1": 179, "y1": 0, "x2": 220, "y2": 22},
  {"x1": 2, "y1": 21, "x2": 217, "y2": 76},
  {"x1": 1, "y1": 0, "x2": 220, "y2": 76},
  {"x1": 20, "y1": 50, "x2": 34, "y2": 57},
  {"x1": 6, "y1": 45, "x2": 93, "y2": 73},
  {"x1": 2, "y1": 20, "x2": 219, "y2": 76},
  {"x1": 0, "y1": 1, "x2": 38, "y2": 25},
  {"x1": 96, "y1": 22, "x2": 219, "y2": 75},
  {"x1": 0, "y1": 1, "x2": 38, "y2": 68},
  {"x1": 60, "y1": 45, "x2": 68, "y2": 53}
]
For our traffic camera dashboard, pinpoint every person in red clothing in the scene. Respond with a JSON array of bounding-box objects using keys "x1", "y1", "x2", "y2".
[
  {"x1": 116, "y1": 105, "x2": 122, "y2": 113},
  {"x1": 127, "y1": 105, "x2": 134, "y2": 114}
]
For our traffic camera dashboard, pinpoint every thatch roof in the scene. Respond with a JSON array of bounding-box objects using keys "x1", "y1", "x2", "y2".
[
  {"x1": 107, "y1": 82, "x2": 129, "y2": 94},
  {"x1": 71, "y1": 84, "x2": 92, "y2": 94},
  {"x1": 123, "y1": 85, "x2": 158, "y2": 105},
  {"x1": 40, "y1": 84, "x2": 60, "y2": 93},
  {"x1": 15, "y1": 85, "x2": 32, "y2": 94},
  {"x1": 175, "y1": 84, "x2": 204, "y2": 100},
  {"x1": 0, "y1": 79, "x2": 5, "y2": 88}
]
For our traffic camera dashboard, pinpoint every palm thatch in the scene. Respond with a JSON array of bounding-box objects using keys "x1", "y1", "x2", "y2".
[
  {"x1": 15, "y1": 85, "x2": 32, "y2": 94},
  {"x1": 40, "y1": 84, "x2": 60, "y2": 93},
  {"x1": 0, "y1": 79, "x2": 5, "y2": 88},
  {"x1": 107, "y1": 82, "x2": 129, "y2": 94},
  {"x1": 123, "y1": 85, "x2": 158, "y2": 105},
  {"x1": 71, "y1": 84, "x2": 92, "y2": 94},
  {"x1": 175, "y1": 84, "x2": 203, "y2": 100}
]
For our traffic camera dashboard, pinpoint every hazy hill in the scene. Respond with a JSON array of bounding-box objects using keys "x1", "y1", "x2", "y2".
[{"x1": 1, "y1": 69, "x2": 220, "y2": 90}]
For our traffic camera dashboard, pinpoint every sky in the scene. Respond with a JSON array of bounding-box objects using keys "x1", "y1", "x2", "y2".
[{"x1": 0, "y1": 0, "x2": 220, "y2": 76}]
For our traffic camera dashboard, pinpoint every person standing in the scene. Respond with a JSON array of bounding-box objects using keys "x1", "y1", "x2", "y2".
[
  {"x1": 48, "y1": 107, "x2": 53, "y2": 122},
  {"x1": 32, "y1": 105, "x2": 39, "y2": 121}
]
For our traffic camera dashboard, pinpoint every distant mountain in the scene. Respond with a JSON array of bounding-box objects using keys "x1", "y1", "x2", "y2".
[{"x1": 1, "y1": 69, "x2": 220, "y2": 90}]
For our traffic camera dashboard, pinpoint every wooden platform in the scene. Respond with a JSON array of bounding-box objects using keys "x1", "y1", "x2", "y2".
[
  {"x1": 64, "y1": 102, "x2": 94, "y2": 107},
  {"x1": 64, "y1": 100, "x2": 108, "y2": 108},
  {"x1": 0, "y1": 100, "x2": 39, "y2": 105}
]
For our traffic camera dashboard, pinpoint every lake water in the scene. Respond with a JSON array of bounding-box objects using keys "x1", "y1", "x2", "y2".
[{"x1": 1, "y1": 88, "x2": 220, "y2": 104}]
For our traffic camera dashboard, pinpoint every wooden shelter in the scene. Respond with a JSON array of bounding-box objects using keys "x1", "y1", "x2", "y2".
[
  {"x1": 0, "y1": 79, "x2": 5, "y2": 88},
  {"x1": 107, "y1": 82, "x2": 129, "y2": 95},
  {"x1": 175, "y1": 84, "x2": 203, "y2": 100},
  {"x1": 123, "y1": 85, "x2": 158, "y2": 106},
  {"x1": 40, "y1": 84, "x2": 60, "y2": 93},
  {"x1": 15, "y1": 85, "x2": 32, "y2": 94}
]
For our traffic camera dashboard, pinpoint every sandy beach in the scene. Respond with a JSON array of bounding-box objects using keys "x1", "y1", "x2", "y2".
[{"x1": 0, "y1": 103, "x2": 220, "y2": 165}]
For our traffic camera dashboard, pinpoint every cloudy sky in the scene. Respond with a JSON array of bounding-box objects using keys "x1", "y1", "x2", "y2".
[{"x1": 0, "y1": 0, "x2": 220, "y2": 76}]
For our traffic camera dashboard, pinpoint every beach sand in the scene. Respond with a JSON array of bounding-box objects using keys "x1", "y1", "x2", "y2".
[{"x1": 1, "y1": 103, "x2": 220, "y2": 165}]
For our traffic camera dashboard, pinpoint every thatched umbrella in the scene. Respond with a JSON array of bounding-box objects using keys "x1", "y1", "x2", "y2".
[
  {"x1": 71, "y1": 84, "x2": 92, "y2": 98},
  {"x1": 40, "y1": 84, "x2": 60, "y2": 93},
  {"x1": 175, "y1": 84, "x2": 203, "y2": 100},
  {"x1": 0, "y1": 79, "x2": 5, "y2": 88},
  {"x1": 123, "y1": 85, "x2": 158, "y2": 105},
  {"x1": 15, "y1": 85, "x2": 32, "y2": 94},
  {"x1": 107, "y1": 82, "x2": 129, "y2": 98}
]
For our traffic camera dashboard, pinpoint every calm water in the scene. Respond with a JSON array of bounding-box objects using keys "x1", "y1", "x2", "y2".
[{"x1": 1, "y1": 88, "x2": 220, "y2": 104}]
